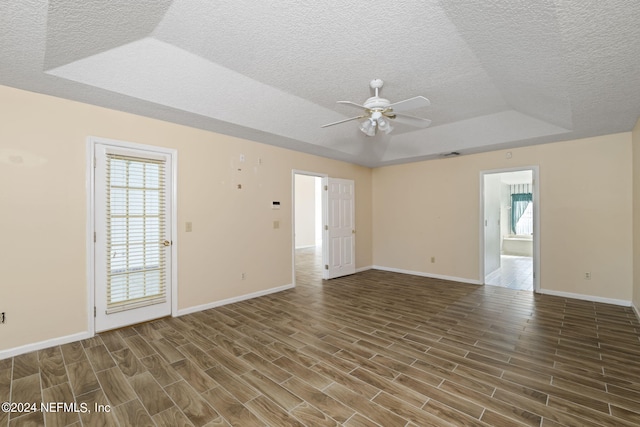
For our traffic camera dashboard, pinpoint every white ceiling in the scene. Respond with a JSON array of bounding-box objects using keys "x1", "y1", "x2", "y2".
[
  {"x1": 499, "y1": 170, "x2": 532, "y2": 185},
  {"x1": 2, "y1": 0, "x2": 639, "y2": 167}
]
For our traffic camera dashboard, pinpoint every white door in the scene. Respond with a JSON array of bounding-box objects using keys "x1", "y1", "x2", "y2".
[
  {"x1": 483, "y1": 173, "x2": 502, "y2": 278},
  {"x1": 323, "y1": 178, "x2": 355, "y2": 279},
  {"x1": 94, "y1": 143, "x2": 173, "y2": 332}
]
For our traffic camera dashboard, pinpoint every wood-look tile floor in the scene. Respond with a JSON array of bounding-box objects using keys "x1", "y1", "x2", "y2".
[{"x1": 2, "y1": 249, "x2": 640, "y2": 426}]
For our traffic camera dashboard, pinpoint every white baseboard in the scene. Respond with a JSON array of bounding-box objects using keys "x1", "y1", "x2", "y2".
[
  {"x1": 0, "y1": 331, "x2": 92, "y2": 360},
  {"x1": 633, "y1": 302, "x2": 640, "y2": 320},
  {"x1": 355, "y1": 265, "x2": 373, "y2": 273},
  {"x1": 372, "y1": 266, "x2": 634, "y2": 307},
  {"x1": 4, "y1": 278, "x2": 630, "y2": 359},
  {"x1": 176, "y1": 283, "x2": 294, "y2": 317},
  {"x1": 371, "y1": 265, "x2": 482, "y2": 285},
  {"x1": 1, "y1": 284, "x2": 296, "y2": 359},
  {"x1": 537, "y1": 288, "x2": 631, "y2": 307}
]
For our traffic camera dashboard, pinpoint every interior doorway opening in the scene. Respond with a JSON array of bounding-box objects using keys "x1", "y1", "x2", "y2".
[
  {"x1": 293, "y1": 173, "x2": 324, "y2": 285},
  {"x1": 482, "y1": 168, "x2": 539, "y2": 291}
]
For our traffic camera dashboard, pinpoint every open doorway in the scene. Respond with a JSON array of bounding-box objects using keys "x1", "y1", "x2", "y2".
[
  {"x1": 293, "y1": 172, "x2": 324, "y2": 285},
  {"x1": 482, "y1": 167, "x2": 539, "y2": 291},
  {"x1": 293, "y1": 172, "x2": 356, "y2": 285}
]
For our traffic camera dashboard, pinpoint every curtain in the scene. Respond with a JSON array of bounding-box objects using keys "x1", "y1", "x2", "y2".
[{"x1": 511, "y1": 193, "x2": 532, "y2": 234}]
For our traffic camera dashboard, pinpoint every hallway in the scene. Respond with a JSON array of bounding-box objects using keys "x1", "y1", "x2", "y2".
[{"x1": 485, "y1": 255, "x2": 533, "y2": 291}]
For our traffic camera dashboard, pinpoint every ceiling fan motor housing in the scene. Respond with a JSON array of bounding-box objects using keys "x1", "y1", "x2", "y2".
[{"x1": 364, "y1": 97, "x2": 391, "y2": 111}]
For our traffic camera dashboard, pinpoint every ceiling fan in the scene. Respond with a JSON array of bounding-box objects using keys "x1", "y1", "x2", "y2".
[{"x1": 321, "y1": 79, "x2": 432, "y2": 136}]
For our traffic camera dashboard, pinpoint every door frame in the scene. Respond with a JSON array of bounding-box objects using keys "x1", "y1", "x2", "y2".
[
  {"x1": 291, "y1": 170, "x2": 327, "y2": 286},
  {"x1": 86, "y1": 136, "x2": 178, "y2": 336},
  {"x1": 479, "y1": 165, "x2": 540, "y2": 292}
]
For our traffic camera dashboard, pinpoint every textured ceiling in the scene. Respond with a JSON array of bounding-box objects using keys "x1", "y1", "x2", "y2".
[{"x1": 1, "y1": 0, "x2": 639, "y2": 167}]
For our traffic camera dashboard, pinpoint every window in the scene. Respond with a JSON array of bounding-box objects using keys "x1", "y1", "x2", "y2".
[
  {"x1": 514, "y1": 200, "x2": 533, "y2": 235},
  {"x1": 510, "y1": 186, "x2": 533, "y2": 236},
  {"x1": 106, "y1": 153, "x2": 166, "y2": 313}
]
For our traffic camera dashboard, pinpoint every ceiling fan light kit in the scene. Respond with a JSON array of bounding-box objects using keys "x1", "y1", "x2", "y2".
[
  {"x1": 322, "y1": 79, "x2": 432, "y2": 136},
  {"x1": 359, "y1": 119, "x2": 377, "y2": 136},
  {"x1": 376, "y1": 115, "x2": 393, "y2": 134}
]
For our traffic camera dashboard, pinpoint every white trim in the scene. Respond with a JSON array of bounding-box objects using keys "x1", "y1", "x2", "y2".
[
  {"x1": 632, "y1": 302, "x2": 640, "y2": 320},
  {"x1": 170, "y1": 152, "x2": 179, "y2": 317},
  {"x1": 0, "y1": 331, "x2": 92, "y2": 360},
  {"x1": 87, "y1": 136, "x2": 178, "y2": 335},
  {"x1": 295, "y1": 244, "x2": 317, "y2": 249},
  {"x1": 86, "y1": 140, "x2": 96, "y2": 338},
  {"x1": 537, "y1": 289, "x2": 631, "y2": 307},
  {"x1": 177, "y1": 284, "x2": 294, "y2": 316},
  {"x1": 356, "y1": 265, "x2": 372, "y2": 273},
  {"x1": 479, "y1": 165, "x2": 540, "y2": 292},
  {"x1": 375, "y1": 266, "x2": 632, "y2": 307},
  {"x1": 292, "y1": 169, "x2": 329, "y2": 178},
  {"x1": 372, "y1": 266, "x2": 482, "y2": 285},
  {"x1": 291, "y1": 170, "x2": 328, "y2": 287}
]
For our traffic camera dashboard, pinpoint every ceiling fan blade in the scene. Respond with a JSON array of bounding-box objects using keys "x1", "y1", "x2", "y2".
[
  {"x1": 392, "y1": 113, "x2": 432, "y2": 128},
  {"x1": 321, "y1": 115, "x2": 366, "y2": 128},
  {"x1": 337, "y1": 101, "x2": 368, "y2": 110},
  {"x1": 388, "y1": 96, "x2": 430, "y2": 113}
]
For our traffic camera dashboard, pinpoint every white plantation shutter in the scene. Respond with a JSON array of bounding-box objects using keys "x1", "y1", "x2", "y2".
[{"x1": 106, "y1": 153, "x2": 167, "y2": 313}]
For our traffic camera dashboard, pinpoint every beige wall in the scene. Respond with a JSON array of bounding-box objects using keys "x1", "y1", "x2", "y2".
[
  {"x1": 373, "y1": 133, "x2": 633, "y2": 301},
  {"x1": 294, "y1": 174, "x2": 317, "y2": 247},
  {"x1": 1, "y1": 82, "x2": 636, "y2": 356},
  {"x1": 633, "y1": 117, "x2": 640, "y2": 312},
  {"x1": 0, "y1": 85, "x2": 372, "y2": 352}
]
